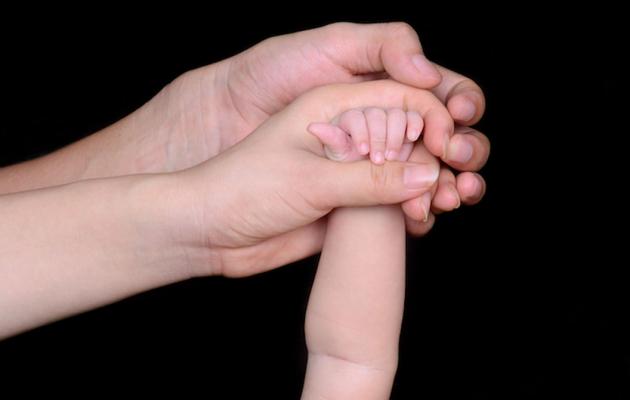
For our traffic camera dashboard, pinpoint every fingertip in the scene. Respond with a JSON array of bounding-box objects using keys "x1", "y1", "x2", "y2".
[
  {"x1": 405, "y1": 110, "x2": 423, "y2": 142},
  {"x1": 446, "y1": 134, "x2": 474, "y2": 164},
  {"x1": 447, "y1": 92, "x2": 484, "y2": 125},
  {"x1": 371, "y1": 151, "x2": 385, "y2": 165},
  {"x1": 452, "y1": 186, "x2": 461, "y2": 209},
  {"x1": 432, "y1": 182, "x2": 460, "y2": 212},
  {"x1": 422, "y1": 108, "x2": 454, "y2": 160},
  {"x1": 306, "y1": 122, "x2": 325, "y2": 135},
  {"x1": 307, "y1": 122, "x2": 335, "y2": 142},
  {"x1": 447, "y1": 95, "x2": 476, "y2": 123},
  {"x1": 445, "y1": 128, "x2": 490, "y2": 171},
  {"x1": 457, "y1": 172, "x2": 486, "y2": 205},
  {"x1": 401, "y1": 193, "x2": 430, "y2": 222},
  {"x1": 339, "y1": 109, "x2": 370, "y2": 155},
  {"x1": 405, "y1": 212, "x2": 436, "y2": 237},
  {"x1": 420, "y1": 192, "x2": 432, "y2": 222},
  {"x1": 359, "y1": 142, "x2": 370, "y2": 155},
  {"x1": 306, "y1": 122, "x2": 332, "y2": 146}
]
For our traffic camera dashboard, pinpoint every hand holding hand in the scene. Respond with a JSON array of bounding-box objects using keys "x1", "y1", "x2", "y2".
[
  {"x1": 167, "y1": 80, "x2": 457, "y2": 277},
  {"x1": 127, "y1": 23, "x2": 489, "y2": 235}
]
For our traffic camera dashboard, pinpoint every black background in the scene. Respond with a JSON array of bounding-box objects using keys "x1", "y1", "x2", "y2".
[{"x1": 0, "y1": 7, "x2": 623, "y2": 399}]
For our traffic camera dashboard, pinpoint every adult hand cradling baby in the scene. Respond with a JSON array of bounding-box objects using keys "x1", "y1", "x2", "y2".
[
  {"x1": 0, "y1": 22, "x2": 489, "y2": 232},
  {"x1": 173, "y1": 79, "x2": 478, "y2": 277},
  {"x1": 0, "y1": 22, "x2": 490, "y2": 398}
]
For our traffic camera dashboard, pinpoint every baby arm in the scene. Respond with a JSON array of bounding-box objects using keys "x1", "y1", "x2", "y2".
[
  {"x1": 302, "y1": 108, "x2": 423, "y2": 399},
  {"x1": 303, "y1": 205, "x2": 405, "y2": 399}
]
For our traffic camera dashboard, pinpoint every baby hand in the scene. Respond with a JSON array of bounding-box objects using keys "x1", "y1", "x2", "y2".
[{"x1": 307, "y1": 108, "x2": 424, "y2": 164}]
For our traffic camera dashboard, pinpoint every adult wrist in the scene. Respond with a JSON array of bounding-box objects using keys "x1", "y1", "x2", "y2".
[
  {"x1": 138, "y1": 167, "x2": 231, "y2": 279},
  {"x1": 0, "y1": 173, "x2": 203, "y2": 337},
  {"x1": 122, "y1": 172, "x2": 217, "y2": 280}
]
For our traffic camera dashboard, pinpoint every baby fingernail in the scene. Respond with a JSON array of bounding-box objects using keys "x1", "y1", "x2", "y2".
[
  {"x1": 385, "y1": 150, "x2": 398, "y2": 160},
  {"x1": 359, "y1": 143, "x2": 370, "y2": 155},
  {"x1": 372, "y1": 151, "x2": 385, "y2": 164},
  {"x1": 408, "y1": 129, "x2": 421, "y2": 141},
  {"x1": 447, "y1": 138, "x2": 473, "y2": 164},
  {"x1": 403, "y1": 164, "x2": 439, "y2": 189},
  {"x1": 457, "y1": 98, "x2": 476, "y2": 121},
  {"x1": 419, "y1": 192, "x2": 432, "y2": 222}
]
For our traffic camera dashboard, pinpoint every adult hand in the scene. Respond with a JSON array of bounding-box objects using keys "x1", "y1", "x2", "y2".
[
  {"x1": 0, "y1": 23, "x2": 489, "y2": 235},
  {"x1": 5, "y1": 80, "x2": 444, "y2": 336},
  {"x1": 169, "y1": 80, "x2": 452, "y2": 277},
  {"x1": 159, "y1": 23, "x2": 489, "y2": 232}
]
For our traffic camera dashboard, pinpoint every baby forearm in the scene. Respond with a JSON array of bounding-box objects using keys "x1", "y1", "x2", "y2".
[{"x1": 303, "y1": 205, "x2": 405, "y2": 399}]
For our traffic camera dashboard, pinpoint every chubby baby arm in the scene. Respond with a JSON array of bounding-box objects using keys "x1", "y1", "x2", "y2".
[
  {"x1": 302, "y1": 107, "x2": 422, "y2": 399},
  {"x1": 303, "y1": 204, "x2": 405, "y2": 400}
]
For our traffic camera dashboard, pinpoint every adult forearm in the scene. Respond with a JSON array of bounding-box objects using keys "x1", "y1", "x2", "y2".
[
  {"x1": 0, "y1": 173, "x2": 196, "y2": 338},
  {"x1": 0, "y1": 105, "x2": 167, "y2": 195},
  {"x1": 0, "y1": 63, "x2": 223, "y2": 195}
]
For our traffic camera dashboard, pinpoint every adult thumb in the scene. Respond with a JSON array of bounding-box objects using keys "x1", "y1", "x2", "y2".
[{"x1": 312, "y1": 158, "x2": 439, "y2": 209}]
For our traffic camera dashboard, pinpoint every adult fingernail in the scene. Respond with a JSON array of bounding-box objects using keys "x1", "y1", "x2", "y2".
[
  {"x1": 447, "y1": 137, "x2": 473, "y2": 164},
  {"x1": 419, "y1": 192, "x2": 432, "y2": 222},
  {"x1": 404, "y1": 164, "x2": 439, "y2": 189},
  {"x1": 456, "y1": 97, "x2": 476, "y2": 122},
  {"x1": 411, "y1": 54, "x2": 440, "y2": 82}
]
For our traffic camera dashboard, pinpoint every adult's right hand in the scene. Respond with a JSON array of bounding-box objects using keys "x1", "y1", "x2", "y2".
[{"x1": 168, "y1": 80, "x2": 453, "y2": 278}]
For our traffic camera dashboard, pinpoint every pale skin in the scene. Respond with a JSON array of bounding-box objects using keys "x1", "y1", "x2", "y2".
[
  {"x1": 0, "y1": 79, "x2": 450, "y2": 335},
  {"x1": 303, "y1": 107, "x2": 431, "y2": 399},
  {"x1": 0, "y1": 22, "x2": 489, "y2": 396},
  {"x1": 0, "y1": 23, "x2": 488, "y2": 229}
]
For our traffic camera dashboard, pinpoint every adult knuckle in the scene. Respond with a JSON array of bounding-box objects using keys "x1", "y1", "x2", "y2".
[{"x1": 388, "y1": 22, "x2": 417, "y2": 39}]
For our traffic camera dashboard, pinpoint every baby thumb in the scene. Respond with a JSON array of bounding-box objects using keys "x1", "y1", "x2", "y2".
[{"x1": 313, "y1": 158, "x2": 439, "y2": 209}]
